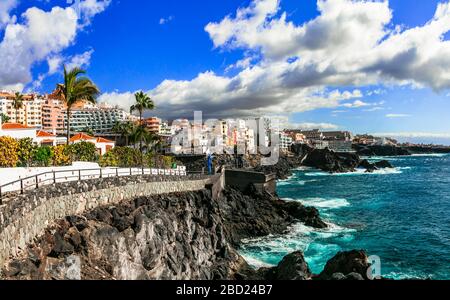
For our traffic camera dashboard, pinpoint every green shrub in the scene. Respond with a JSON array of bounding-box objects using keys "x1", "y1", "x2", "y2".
[
  {"x1": 17, "y1": 138, "x2": 37, "y2": 167},
  {"x1": 68, "y1": 142, "x2": 98, "y2": 162},
  {"x1": 99, "y1": 150, "x2": 119, "y2": 167},
  {"x1": 33, "y1": 146, "x2": 54, "y2": 167}
]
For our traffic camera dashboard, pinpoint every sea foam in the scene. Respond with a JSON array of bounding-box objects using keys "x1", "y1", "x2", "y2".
[{"x1": 304, "y1": 167, "x2": 405, "y2": 177}]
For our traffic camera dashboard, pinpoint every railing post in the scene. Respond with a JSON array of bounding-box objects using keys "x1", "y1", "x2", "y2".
[
  {"x1": 0, "y1": 187, "x2": 2, "y2": 205},
  {"x1": 53, "y1": 171, "x2": 56, "y2": 184},
  {"x1": 130, "y1": 168, "x2": 132, "y2": 176},
  {"x1": 79, "y1": 170, "x2": 81, "y2": 181},
  {"x1": 35, "y1": 175, "x2": 39, "y2": 189},
  {"x1": 116, "y1": 168, "x2": 119, "y2": 177},
  {"x1": 142, "y1": 167, "x2": 144, "y2": 175},
  {"x1": 20, "y1": 180, "x2": 24, "y2": 194}
]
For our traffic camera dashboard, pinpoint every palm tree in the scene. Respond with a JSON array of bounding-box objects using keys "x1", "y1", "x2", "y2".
[
  {"x1": 55, "y1": 66, "x2": 100, "y2": 145},
  {"x1": 142, "y1": 131, "x2": 158, "y2": 153},
  {"x1": 130, "y1": 91, "x2": 154, "y2": 152},
  {"x1": 81, "y1": 127, "x2": 95, "y2": 136},
  {"x1": 13, "y1": 92, "x2": 24, "y2": 124},
  {"x1": 0, "y1": 113, "x2": 10, "y2": 124},
  {"x1": 129, "y1": 125, "x2": 147, "y2": 149},
  {"x1": 112, "y1": 121, "x2": 134, "y2": 146}
]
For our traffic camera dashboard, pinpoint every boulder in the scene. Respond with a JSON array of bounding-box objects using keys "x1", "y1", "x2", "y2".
[
  {"x1": 282, "y1": 202, "x2": 328, "y2": 229},
  {"x1": 375, "y1": 160, "x2": 393, "y2": 169},
  {"x1": 319, "y1": 250, "x2": 370, "y2": 280},
  {"x1": 358, "y1": 159, "x2": 377, "y2": 172},
  {"x1": 270, "y1": 251, "x2": 311, "y2": 280}
]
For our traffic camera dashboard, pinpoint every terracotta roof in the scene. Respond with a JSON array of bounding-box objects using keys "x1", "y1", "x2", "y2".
[
  {"x1": 37, "y1": 130, "x2": 56, "y2": 137},
  {"x1": 41, "y1": 139, "x2": 55, "y2": 144},
  {"x1": 96, "y1": 137, "x2": 114, "y2": 143},
  {"x1": 1, "y1": 123, "x2": 34, "y2": 130},
  {"x1": 70, "y1": 133, "x2": 96, "y2": 143}
]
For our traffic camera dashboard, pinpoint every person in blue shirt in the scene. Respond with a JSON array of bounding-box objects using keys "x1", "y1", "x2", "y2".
[{"x1": 207, "y1": 153, "x2": 213, "y2": 175}]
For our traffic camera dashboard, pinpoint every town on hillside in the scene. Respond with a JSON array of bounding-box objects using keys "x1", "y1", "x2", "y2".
[{"x1": 0, "y1": 89, "x2": 404, "y2": 158}]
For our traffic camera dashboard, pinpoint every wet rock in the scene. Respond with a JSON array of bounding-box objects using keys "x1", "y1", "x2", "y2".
[
  {"x1": 330, "y1": 273, "x2": 346, "y2": 280},
  {"x1": 282, "y1": 202, "x2": 328, "y2": 229},
  {"x1": 271, "y1": 251, "x2": 311, "y2": 280},
  {"x1": 303, "y1": 149, "x2": 360, "y2": 173},
  {"x1": 319, "y1": 250, "x2": 370, "y2": 280},
  {"x1": 358, "y1": 159, "x2": 377, "y2": 172},
  {"x1": 375, "y1": 160, "x2": 393, "y2": 169},
  {"x1": 354, "y1": 145, "x2": 410, "y2": 156},
  {"x1": 345, "y1": 272, "x2": 365, "y2": 281}
]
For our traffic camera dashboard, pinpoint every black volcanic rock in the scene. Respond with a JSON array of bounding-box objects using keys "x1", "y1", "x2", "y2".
[
  {"x1": 405, "y1": 146, "x2": 450, "y2": 154},
  {"x1": 358, "y1": 159, "x2": 377, "y2": 172},
  {"x1": 282, "y1": 202, "x2": 328, "y2": 229},
  {"x1": 270, "y1": 251, "x2": 311, "y2": 280},
  {"x1": 302, "y1": 149, "x2": 360, "y2": 173},
  {"x1": 353, "y1": 144, "x2": 410, "y2": 156},
  {"x1": 291, "y1": 144, "x2": 313, "y2": 158},
  {"x1": 319, "y1": 250, "x2": 370, "y2": 280},
  {"x1": 375, "y1": 160, "x2": 393, "y2": 169}
]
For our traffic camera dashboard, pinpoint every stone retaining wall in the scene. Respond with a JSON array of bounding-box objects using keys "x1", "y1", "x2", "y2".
[{"x1": 0, "y1": 175, "x2": 211, "y2": 267}]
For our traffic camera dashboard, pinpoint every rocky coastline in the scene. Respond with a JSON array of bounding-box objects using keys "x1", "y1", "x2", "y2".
[
  {"x1": 2, "y1": 146, "x2": 388, "y2": 281},
  {"x1": 354, "y1": 144, "x2": 450, "y2": 157}
]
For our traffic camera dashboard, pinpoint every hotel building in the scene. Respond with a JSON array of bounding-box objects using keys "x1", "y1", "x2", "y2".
[
  {"x1": 0, "y1": 91, "x2": 43, "y2": 128},
  {"x1": 64, "y1": 102, "x2": 132, "y2": 134}
]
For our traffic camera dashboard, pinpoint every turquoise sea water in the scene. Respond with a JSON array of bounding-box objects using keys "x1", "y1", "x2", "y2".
[{"x1": 240, "y1": 154, "x2": 450, "y2": 280}]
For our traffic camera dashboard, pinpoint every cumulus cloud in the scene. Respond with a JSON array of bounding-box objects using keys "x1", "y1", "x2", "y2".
[
  {"x1": 66, "y1": 49, "x2": 94, "y2": 70},
  {"x1": 103, "y1": 0, "x2": 450, "y2": 119},
  {"x1": 0, "y1": 0, "x2": 18, "y2": 28},
  {"x1": 286, "y1": 122, "x2": 339, "y2": 131},
  {"x1": 76, "y1": 0, "x2": 111, "y2": 28},
  {"x1": 0, "y1": 0, "x2": 110, "y2": 92},
  {"x1": 98, "y1": 91, "x2": 136, "y2": 110}
]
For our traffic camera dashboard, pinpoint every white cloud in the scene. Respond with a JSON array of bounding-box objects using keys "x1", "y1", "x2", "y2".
[
  {"x1": 341, "y1": 100, "x2": 370, "y2": 108},
  {"x1": 76, "y1": 0, "x2": 111, "y2": 28},
  {"x1": 373, "y1": 132, "x2": 450, "y2": 139},
  {"x1": 367, "y1": 88, "x2": 387, "y2": 96},
  {"x1": 101, "y1": 0, "x2": 450, "y2": 119},
  {"x1": 47, "y1": 56, "x2": 63, "y2": 75},
  {"x1": 386, "y1": 114, "x2": 412, "y2": 118},
  {"x1": 159, "y1": 16, "x2": 174, "y2": 25},
  {"x1": 363, "y1": 106, "x2": 384, "y2": 112},
  {"x1": 66, "y1": 49, "x2": 94, "y2": 70},
  {"x1": 286, "y1": 122, "x2": 340, "y2": 131},
  {"x1": 98, "y1": 91, "x2": 136, "y2": 110},
  {"x1": 0, "y1": 0, "x2": 17, "y2": 28},
  {"x1": 0, "y1": 0, "x2": 110, "y2": 92}
]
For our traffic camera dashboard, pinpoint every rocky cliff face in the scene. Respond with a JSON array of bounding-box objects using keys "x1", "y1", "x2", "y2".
[{"x1": 2, "y1": 186, "x2": 327, "y2": 280}]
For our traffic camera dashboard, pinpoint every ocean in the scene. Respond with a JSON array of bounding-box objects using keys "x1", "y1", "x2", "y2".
[{"x1": 240, "y1": 154, "x2": 450, "y2": 280}]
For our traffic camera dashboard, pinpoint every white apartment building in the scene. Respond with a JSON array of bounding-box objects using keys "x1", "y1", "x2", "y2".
[
  {"x1": 0, "y1": 92, "x2": 43, "y2": 129},
  {"x1": 64, "y1": 103, "x2": 131, "y2": 134},
  {"x1": 280, "y1": 132, "x2": 294, "y2": 152}
]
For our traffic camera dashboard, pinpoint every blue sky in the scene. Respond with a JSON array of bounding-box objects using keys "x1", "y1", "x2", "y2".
[{"x1": 1, "y1": 0, "x2": 450, "y2": 144}]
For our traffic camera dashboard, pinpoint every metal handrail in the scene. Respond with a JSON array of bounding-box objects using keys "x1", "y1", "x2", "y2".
[{"x1": 0, "y1": 167, "x2": 189, "y2": 204}]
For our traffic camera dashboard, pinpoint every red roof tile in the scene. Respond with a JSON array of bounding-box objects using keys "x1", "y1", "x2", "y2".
[
  {"x1": 37, "y1": 130, "x2": 56, "y2": 137},
  {"x1": 70, "y1": 133, "x2": 96, "y2": 142},
  {"x1": 1, "y1": 123, "x2": 34, "y2": 130}
]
